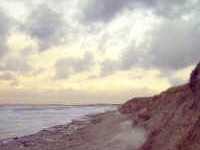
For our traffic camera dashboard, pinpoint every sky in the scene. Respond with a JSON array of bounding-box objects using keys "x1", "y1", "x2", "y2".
[{"x1": 0, "y1": 0, "x2": 199, "y2": 104}]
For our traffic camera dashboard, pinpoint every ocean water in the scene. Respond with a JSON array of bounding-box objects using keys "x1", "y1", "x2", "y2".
[{"x1": 0, "y1": 105, "x2": 116, "y2": 140}]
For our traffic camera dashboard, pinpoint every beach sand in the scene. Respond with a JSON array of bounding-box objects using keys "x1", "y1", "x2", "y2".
[{"x1": 0, "y1": 111, "x2": 145, "y2": 150}]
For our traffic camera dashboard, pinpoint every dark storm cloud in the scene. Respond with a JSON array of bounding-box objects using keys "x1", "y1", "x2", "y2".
[
  {"x1": 101, "y1": 11, "x2": 200, "y2": 76},
  {"x1": 83, "y1": 0, "x2": 188, "y2": 22},
  {"x1": 115, "y1": 21, "x2": 200, "y2": 72},
  {"x1": 85, "y1": 0, "x2": 200, "y2": 77},
  {"x1": 55, "y1": 52, "x2": 94, "y2": 79},
  {"x1": 0, "y1": 11, "x2": 11, "y2": 57},
  {"x1": 149, "y1": 19, "x2": 200, "y2": 70},
  {"x1": 23, "y1": 4, "x2": 66, "y2": 51},
  {"x1": 83, "y1": 0, "x2": 133, "y2": 22}
]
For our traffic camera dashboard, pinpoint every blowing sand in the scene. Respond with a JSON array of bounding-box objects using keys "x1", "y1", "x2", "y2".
[{"x1": 0, "y1": 111, "x2": 147, "y2": 150}]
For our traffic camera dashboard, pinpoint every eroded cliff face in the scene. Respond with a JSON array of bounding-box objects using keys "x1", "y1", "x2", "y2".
[
  {"x1": 189, "y1": 61, "x2": 200, "y2": 94},
  {"x1": 120, "y1": 62, "x2": 200, "y2": 150}
]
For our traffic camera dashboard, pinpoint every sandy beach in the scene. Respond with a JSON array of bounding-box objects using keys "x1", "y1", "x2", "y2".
[{"x1": 0, "y1": 111, "x2": 145, "y2": 150}]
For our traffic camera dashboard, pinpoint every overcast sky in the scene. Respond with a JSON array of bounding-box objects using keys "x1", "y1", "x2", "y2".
[{"x1": 0, "y1": 0, "x2": 199, "y2": 104}]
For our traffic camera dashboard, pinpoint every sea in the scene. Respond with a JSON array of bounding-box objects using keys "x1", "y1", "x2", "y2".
[{"x1": 0, "y1": 105, "x2": 117, "y2": 140}]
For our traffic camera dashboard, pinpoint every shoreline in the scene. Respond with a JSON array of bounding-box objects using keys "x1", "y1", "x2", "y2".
[
  {"x1": 0, "y1": 110, "x2": 113, "y2": 142},
  {"x1": 0, "y1": 105, "x2": 118, "y2": 141},
  {"x1": 0, "y1": 110, "x2": 135, "y2": 150},
  {"x1": 0, "y1": 104, "x2": 120, "y2": 107}
]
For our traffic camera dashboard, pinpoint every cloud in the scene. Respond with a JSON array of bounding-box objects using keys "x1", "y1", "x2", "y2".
[
  {"x1": 23, "y1": 4, "x2": 66, "y2": 51},
  {"x1": 0, "y1": 0, "x2": 199, "y2": 104},
  {"x1": 120, "y1": 45, "x2": 149, "y2": 70},
  {"x1": 0, "y1": 58, "x2": 31, "y2": 74},
  {"x1": 0, "y1": 10, "x2": 11, "y2": 58},
  {"x1": 166, "y1": 66, "x2": 193, "y2": 86},
  {"x1": 83, "y1": 0, "x2": 133, "y2": 22},
  {"x1": 101, "y1": 46, "x2": 149, "y2": 76},
  {"x1": 0, "y1": 86, "x2": 156, "y2": 104},
  {"x1": 82, "y1": 0, "x2": 189, "y2": 22},
  {"x1": 55, "y1": 51, "x2": 94, "y2": 79},
  {"x1": 101, "y1": 59, "x2": 120, "y2": 76},
  {"x1": 0, "y1": 72, "x2": 18, "y2": 87},
  {"x1": 0, "y1": 73, "x2": 15, "y2": 81},
  {"x1": 0, "y1": 47, "x2": 34, "y2": 74},
  {"x1": 149, "y1": 18, "x2": 200, "y2": 70},
  {"x1": 168, "y1": 77, "x2": 186, "y2": 86},
  {"x1": 101, "y1": 15, "x2": 200, "y2": 76},
  {"x1": 1, "y1": 58, "x2": 31, "y2": 73}
]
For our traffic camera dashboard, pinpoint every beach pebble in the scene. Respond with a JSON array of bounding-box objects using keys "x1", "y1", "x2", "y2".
[
  {"x1": 13, "y1": 137, "x2": 19, "y2": 140},
  {"x1": 2, "y1": 139, "x2": 12, "y2": 145},
  {"x1": 45, "y1": 138, "x2": 54, "y2": 142}
]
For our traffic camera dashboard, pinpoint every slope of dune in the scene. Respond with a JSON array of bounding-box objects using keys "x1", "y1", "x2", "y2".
[{"x1": 120, "y1": 61, "x2": 200, "y2": 150}]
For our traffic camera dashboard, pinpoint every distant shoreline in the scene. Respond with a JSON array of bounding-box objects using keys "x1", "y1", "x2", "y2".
[
  {"x1": 0, "y1": 104, "x2": 120, "y2": 107},
  {"x1": 0, "y1": 111, "x2": 107, "y2": 141},
  {"x1": 0, "y1": 105, "x2": 118, "y2": 141},
  {"x1": 0, "y1": 111, "x2": 129, "y2": 150}
]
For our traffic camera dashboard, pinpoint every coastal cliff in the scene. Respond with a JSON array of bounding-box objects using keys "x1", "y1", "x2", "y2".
[{"x1": 120, "y1": 61, "x2": 200, "y2": 150}]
